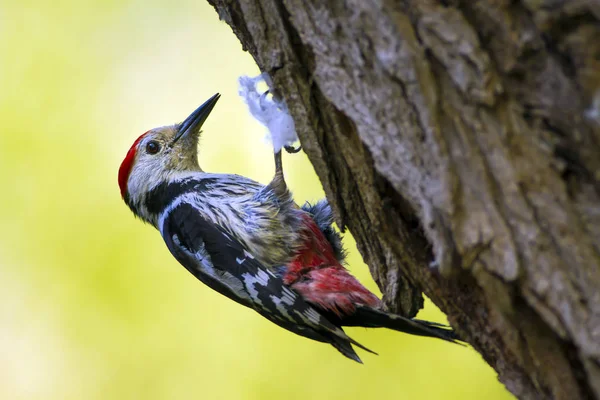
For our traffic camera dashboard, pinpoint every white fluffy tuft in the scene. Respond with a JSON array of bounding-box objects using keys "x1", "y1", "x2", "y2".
[{"x1": 238, "y1": 74, "x2": 298, "y2": 153}]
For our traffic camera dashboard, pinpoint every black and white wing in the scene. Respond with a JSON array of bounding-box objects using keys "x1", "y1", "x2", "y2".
[{"x1": 159, "y1": 202, "x2": 374, "y2": 362}]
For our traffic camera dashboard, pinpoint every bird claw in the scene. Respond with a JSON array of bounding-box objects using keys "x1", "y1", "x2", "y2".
[
  {"x1": 258, "y1": 90, "x2": 270, "y2": 111},
  {"x1": 284, "y1": 145, "x2": 302, "y2": 154}
]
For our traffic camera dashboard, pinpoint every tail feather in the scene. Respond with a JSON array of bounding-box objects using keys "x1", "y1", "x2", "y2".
[
  {"x1": 329, "y1": 336, "x2": 364, "y2": 363},
  {"x1": 327, "y1": 328, "x2": 378, "y2": 363},
  {"x1": 346, "y1": 336, "x2": 379, "y2": 356},
  {"x1": 350, "y1": 306, "x2": 463, "y2": 344}
]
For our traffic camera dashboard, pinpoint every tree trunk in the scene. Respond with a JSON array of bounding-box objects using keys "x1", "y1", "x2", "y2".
[{"x1": 206, "y1": 1, "x2": 600, "y2": 398}]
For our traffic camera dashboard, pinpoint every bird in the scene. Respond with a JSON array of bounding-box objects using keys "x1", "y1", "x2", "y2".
[{"x1": 118, "y1": 93, "x2": 461, "y2": 362}]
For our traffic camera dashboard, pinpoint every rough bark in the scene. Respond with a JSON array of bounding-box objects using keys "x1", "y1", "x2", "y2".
[{"x1": 207, "y1": 1, "x2": 600, "y2": 399}]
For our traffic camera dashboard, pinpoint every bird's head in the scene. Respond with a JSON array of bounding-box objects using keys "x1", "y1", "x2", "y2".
[{"x1": 118, "y1": 93, "x2": 220, "y2": 214}]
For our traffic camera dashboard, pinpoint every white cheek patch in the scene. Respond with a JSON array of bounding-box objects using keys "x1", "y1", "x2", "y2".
[{"x1": 127, "y1": 151, "x2": 173, "y2": 223}]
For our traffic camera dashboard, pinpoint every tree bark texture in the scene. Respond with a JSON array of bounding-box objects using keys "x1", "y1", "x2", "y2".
[{"x1": 207, "y1": 1, "x2": 600, "y2": 399}]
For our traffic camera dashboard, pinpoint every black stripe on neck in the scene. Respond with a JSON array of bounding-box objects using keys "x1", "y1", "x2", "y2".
[{"x1": 145, "y1": 177, "x2": 217, "y2": 215}]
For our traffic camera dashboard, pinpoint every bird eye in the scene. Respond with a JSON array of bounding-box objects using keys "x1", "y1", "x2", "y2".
[{"x1": 146, "y1": 140, "x2": 161, "y2": 155}]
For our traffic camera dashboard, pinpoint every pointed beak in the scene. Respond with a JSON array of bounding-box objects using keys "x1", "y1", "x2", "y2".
[{"x1": 172, "y1": 93, "x2": 221, "y2": 144}]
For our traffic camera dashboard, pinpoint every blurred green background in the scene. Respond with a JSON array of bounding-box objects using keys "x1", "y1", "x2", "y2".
[{"x1": 0, "y1": 1, "x2": 512, "y2": 399}]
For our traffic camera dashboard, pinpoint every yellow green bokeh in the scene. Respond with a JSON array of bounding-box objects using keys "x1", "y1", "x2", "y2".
[{"x1": 0, "y1": 1, "x2": 512, "y2": 398}]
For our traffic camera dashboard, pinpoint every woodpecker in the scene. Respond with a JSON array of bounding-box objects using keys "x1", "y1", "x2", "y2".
[{"x1": 118, "y1": 93, "x2": 461, "y2": 362}]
